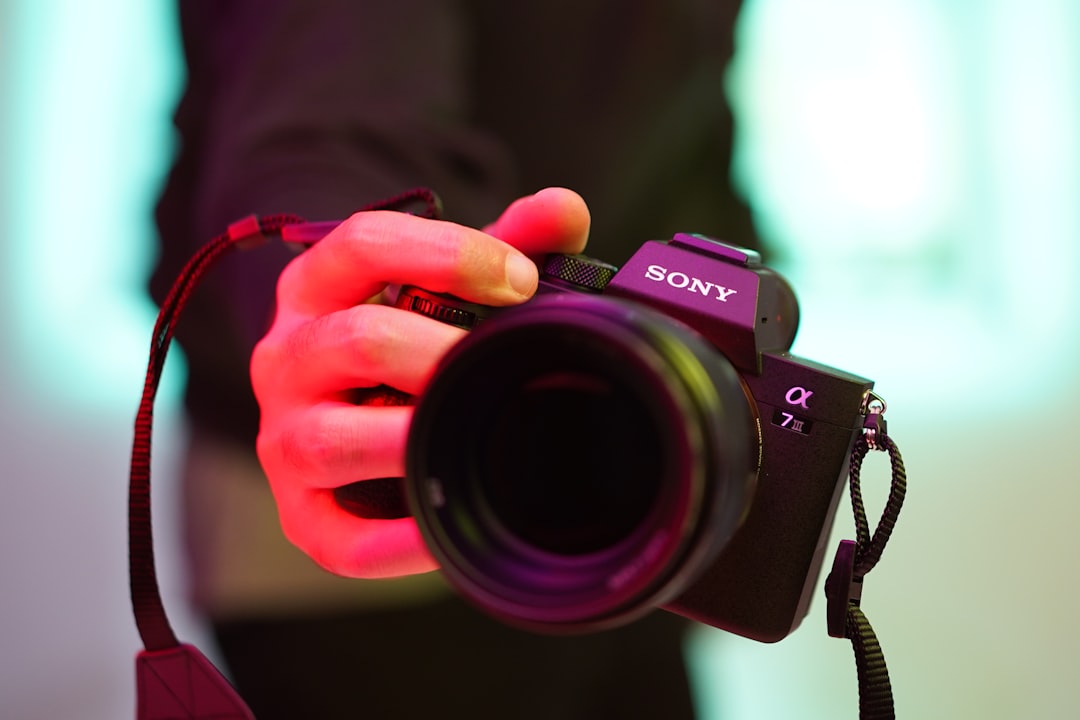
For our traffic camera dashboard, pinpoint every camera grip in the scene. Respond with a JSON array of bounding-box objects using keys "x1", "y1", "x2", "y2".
[
  {"x1": 333, "y1": 287, "x2": 488, "y2": 519},
  {"x1": 340, "y1": 261, "x2": 613, "y2": 521},
  {"x1": 333, "y1": 385, "x2": 414, "y2": 519}
]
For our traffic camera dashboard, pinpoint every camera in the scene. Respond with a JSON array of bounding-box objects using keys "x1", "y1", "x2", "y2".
[{"x1": 402, "y1": 233, "x2": 875, "y2": 643}]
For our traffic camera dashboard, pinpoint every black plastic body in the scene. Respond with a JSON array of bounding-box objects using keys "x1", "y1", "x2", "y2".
[
  {"x1": 406, "y1": 234, "x2": 873, "y2": 642},
  {"x1": 664, "y1": 351, "x2": 871, "y2": 641}
]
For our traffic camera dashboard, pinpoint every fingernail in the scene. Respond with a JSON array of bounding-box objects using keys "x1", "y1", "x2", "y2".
[{"x1": 505, "y1": 253, "x2": 537, "y2": 297}]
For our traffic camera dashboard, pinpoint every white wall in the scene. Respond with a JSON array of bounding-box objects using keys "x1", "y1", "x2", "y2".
[{"x1": 0, "y1": 3, "x2": 208, "y2": 719}]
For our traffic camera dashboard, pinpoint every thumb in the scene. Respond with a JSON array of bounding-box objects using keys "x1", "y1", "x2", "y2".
[{"x1": 484, "y1": 187, "x2": 591, "y2": 258}]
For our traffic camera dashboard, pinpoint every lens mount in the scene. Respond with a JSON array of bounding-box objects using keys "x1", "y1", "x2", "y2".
[{"x1": 406, "y1": 294, "x2": 757, "y2": 632}]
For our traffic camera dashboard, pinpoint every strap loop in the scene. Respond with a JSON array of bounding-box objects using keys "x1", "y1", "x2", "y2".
[{"x1": 825, "y1": 421, "x2": 908, "y2": 720}]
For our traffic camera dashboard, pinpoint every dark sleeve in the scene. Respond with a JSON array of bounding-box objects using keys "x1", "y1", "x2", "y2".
[{"x1": 153, "y1": 0, "x2": 516, "y2": 445}]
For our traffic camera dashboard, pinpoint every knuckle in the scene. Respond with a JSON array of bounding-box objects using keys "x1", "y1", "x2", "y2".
[
  {"x1": 339, "y1": 211, "x2": 398, "y2": 259},
  {"x1": 277, "y1": 509, "x2": 343, "y2": 577},
  {"x1": 279, "y1": 305, "x2": 400, "y2": 371},
  {"x1": 339, "y1": 306, "x2": 400, "y2": 367},
  {"x1": 277, "y1": 500, "x2": 349, "y2": 576},
  {"x1": 309, "y1": 546, "x2": 350, "y2": 577},
  {"x1": 280, "y1": 409, "x2": 364, "y2": 479},
  {"x1": 275, "y1": 507, "x2": 308, "y2": 553},
  {"x1": 249, "y1": 336, "x2": 280, "y2": 391},
  {"x1": 279, "y1": 317, "x2": 324, "y2": 365},
  {"x1": 254, "y1": 427, "x2": 282, "y2": 471},
  {"x1": 276, "y1": 250, "x2": 311, "y2": 298}
]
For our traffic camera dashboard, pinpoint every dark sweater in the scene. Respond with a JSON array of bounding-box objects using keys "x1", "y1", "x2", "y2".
[{"x1": 152, "y1": 0, "x2": 756, "y2": 447}]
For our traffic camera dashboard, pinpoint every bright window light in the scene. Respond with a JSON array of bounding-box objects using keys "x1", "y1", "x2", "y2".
[{"x1": 2, "y1": 0, "x2": 185, "y2": 411}]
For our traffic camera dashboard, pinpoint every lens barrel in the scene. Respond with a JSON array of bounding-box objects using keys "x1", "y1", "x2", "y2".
[{"x1": 406, "y1": 294, "x2": 758, "y2": 632}]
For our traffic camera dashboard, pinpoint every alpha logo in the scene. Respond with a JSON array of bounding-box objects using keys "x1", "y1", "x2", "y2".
[{"x1": 644, "y1": 264, "x2": 739, "y2": 302}]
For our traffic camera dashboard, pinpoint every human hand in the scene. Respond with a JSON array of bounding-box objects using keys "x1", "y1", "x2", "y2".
[{"x1": 251, "y1": 188, "x2": 590, "y2": 578}]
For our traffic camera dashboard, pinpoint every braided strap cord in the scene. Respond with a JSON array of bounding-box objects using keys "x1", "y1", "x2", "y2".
[
  {"x1": 129, "y1": 213, "x2": 306, "y2": 652},
  {"x1": 848, "y1": 435, "x2": 907, "y2": 578},
  {"x1": 847, "y1": 605, "x2": 894, "y2": 719},
  {"x1": 130, "y1": 216, "x2": 304, "y2": 720},
  {"x1": 828, "y1": 434, "x2": 907, "y2": 720}
]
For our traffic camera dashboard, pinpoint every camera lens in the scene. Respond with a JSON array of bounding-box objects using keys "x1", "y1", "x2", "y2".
[
  {"x1": 481, "y1": 364, "x2": 664, "y2": 557},
  {"x1": 406, "y1": 294, "x2": 757, "y2": 631}
]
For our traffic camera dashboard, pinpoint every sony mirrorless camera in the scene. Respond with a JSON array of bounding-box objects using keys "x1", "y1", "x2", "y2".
[{"x1": 400, "y1": 233, "x2": 875, "y2": 643}]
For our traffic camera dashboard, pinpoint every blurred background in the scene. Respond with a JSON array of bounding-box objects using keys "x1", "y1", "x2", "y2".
[{"x1": 1, "y1": 0, "x2": 1077, "y2": 718}]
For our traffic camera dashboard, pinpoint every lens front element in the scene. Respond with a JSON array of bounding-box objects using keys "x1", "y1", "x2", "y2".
[{"x1": 406, "y1": 294, "x2": 757, "y2": 632}]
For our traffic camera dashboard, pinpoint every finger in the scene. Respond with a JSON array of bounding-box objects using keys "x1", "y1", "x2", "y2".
[
  {"x1": 278, "y1": 211, "x2": 540, "y2": 315},
  {"x1": 483, "y1": 187, "x2": 591, "y2": 257},
  {"x1": 273, "y1": 487, "x2": 437, "y2": 578},
  {"x1": 253, "y1": 304, "x2": 466, "y2": 403},
  {"x1": 258, "y1": 403, "x2": 413, "y2": 489}
]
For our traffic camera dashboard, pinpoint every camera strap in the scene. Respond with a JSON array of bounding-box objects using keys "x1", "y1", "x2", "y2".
[
  {"x1": 128, "y1": 189, "x2": 440, "y2": 719},
  {"x1": 825, "y1": 399, "x2": 908, "y2": 720}
]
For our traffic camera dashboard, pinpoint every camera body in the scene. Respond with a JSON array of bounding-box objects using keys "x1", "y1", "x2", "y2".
[{"x1": 404, "y1": 233, "x2": 874, "y2": 643}]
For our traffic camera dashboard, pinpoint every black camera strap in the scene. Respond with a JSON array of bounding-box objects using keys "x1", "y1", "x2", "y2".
[
  {"x1": 825, "y1": 401, "x2": 908, "y2": 720},
  {"x1": 129, "y1": 190, "x2": 440, "y2": 719},
  {"x1": 131, "y1": 211, "x2": 304, "y2": 719}
]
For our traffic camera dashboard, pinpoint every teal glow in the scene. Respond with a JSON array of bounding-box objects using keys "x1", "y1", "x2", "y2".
[
  {"x1": 729, "y1": 1, "x2": 963, "y2": 258},
  {"x1": 726, "y1": 0, "x2": 1080, "y2": 411},
  {"x1": 694, "y1": 1, "x2": 1080, "y2": 718},
  {"x1": 3, "y1": 0, "x2": 186, "y2": 410}
]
